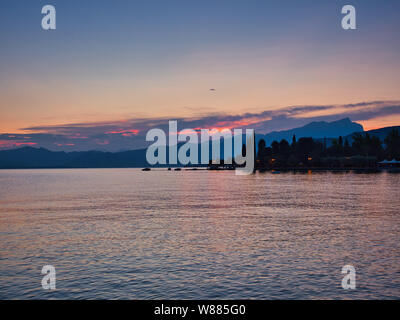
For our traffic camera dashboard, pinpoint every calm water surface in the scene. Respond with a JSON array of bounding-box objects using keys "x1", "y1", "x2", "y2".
[{"x1": 0, "y1": 169, "x2": 399, "y2": 299}]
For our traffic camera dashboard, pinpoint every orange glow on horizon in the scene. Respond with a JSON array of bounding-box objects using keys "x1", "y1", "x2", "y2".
[{"x1": 358, "y1": 115, "x2": 400, "y2": 131}]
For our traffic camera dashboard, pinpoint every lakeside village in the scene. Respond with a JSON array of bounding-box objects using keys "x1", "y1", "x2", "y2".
[
  {"x1": 209, "y1": 128, "x2": 400, "y2": 173},
  {"x1": 151, "y1": 128, "x2": 400, "y2": 173}
]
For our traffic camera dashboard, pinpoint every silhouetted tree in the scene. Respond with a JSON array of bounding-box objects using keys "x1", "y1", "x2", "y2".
[
  {"x1": 258, "y1": 139, "x2": 266, "y2": 151},
  {"x1": 385, "y1": 129, "x2": 400, "y2": 159},
  {"x1": 328, "y1": 138, "x2": 344, "y2": 156},
  {"x1": 296, "y1": 137, "x2": 314, "y2": 160},
  {"x1": 292, "y1": 134, "x2": 297, "y2": 147},
  {"x1": 338, "y1": 136, "x2": 343, "y2": 147},
  {"x1": 352, "y1": 133, "x2": 367, "y2": 155},
  {"x1": 352, "y1": 133, "x2": 383, "y2": 158},
  {"x1": 271, "y1": 141, "x2": 280, "y2": 155},
  {"x1": 344, "y1": 138, "x2": 352, "y2": 156},
  {"x1": 368, "y1": 135, "x2": 384, "y2": 158},
  {"x1": 279, "y1": 139, "x2": 291, "y2": 157},
  {"x1": 257, "y1": 139, "x2": 268, "y2": 167}
]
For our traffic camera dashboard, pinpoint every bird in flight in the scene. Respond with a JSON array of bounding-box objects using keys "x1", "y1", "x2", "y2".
[{"x1": 210, "y1": 88, "x2": 216, "y2": 91}]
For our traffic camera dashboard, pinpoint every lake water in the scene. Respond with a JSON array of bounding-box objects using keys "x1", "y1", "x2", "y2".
[{"x1": 0, "y1": 169, "x2": 399, "y2": 299}]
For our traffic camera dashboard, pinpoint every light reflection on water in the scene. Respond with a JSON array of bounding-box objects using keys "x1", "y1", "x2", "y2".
[{"x1": 0, "y1": 169, "x2": 399, "y2": 299}]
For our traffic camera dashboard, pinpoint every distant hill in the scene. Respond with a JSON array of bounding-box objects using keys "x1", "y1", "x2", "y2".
[
  {"x1": 343, "y1": 126, "x2": 400, "y2": 144},
  {"x1": 1, "y1": 121, "x2": 398, "y2": 169},
  {"x1": 262, "y1": 118, "x2": 363, "y2": 145},
  {"x1": 0, "y1": 147, "x2": 148, "y2": 169}
]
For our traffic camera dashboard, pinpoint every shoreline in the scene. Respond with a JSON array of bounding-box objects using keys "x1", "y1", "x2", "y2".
[{"x1": 0, "y1": 166, "x2": 399, "y2": 173}]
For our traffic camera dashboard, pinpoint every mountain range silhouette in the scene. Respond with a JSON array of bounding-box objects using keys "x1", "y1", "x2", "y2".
[{"x1": 0, "y1": 119, "x2": 398, "y2": 169}]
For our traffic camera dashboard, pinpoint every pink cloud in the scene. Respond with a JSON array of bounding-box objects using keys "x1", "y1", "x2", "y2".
[
  {"x1": 54, "y1": 143, "x2": 75, "y2": 147},
  {"x1": 68, "y1": 133, "x2": 89, "y2": 139},
  {"x1": 0, "y1": 140, "x2": 37, "y2": 148},
  {"x1": 105, "y1": 129, "x2": 139, "y2": 137}
]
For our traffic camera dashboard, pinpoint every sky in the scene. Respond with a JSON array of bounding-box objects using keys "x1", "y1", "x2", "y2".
[{"x1": 0, "y1": 0, "x2": 399, "y2": 151}]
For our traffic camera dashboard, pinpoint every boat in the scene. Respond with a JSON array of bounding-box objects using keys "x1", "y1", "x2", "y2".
[
  {"x1": 174, "y1": 168, "x2": 182, "y2": 171},
  {"x1": 142, "y1": 168, "x2": 151, "y2": 171}
]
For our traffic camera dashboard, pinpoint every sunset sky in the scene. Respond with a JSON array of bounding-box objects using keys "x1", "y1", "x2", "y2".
[{"x1": 0, "y1": 0, "x2": 399, "y2": 150}]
